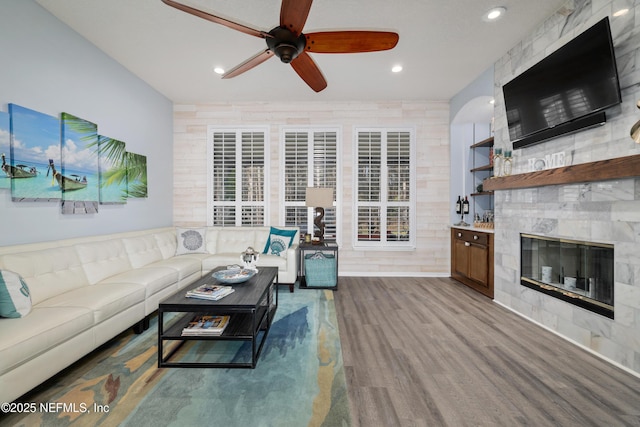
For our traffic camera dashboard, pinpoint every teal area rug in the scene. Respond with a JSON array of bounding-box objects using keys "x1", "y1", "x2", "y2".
[{"x1": 3, "y1": 286, "x2": 351, "y2": 427}]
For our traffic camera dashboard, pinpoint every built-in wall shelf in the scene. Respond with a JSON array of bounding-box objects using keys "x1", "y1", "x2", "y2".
[
  {"x1": 469, "y1": 136, "x2": 494, "y2": 219},
  {"x1": 470, "y1": 164, "x2": 493, "y2": 173},
  {"x1": 470, "y1": 136, "x2": 494, "y2": 148},
  {"x1": 471, "y1": 191, "x2": 494, "y2": 197},
  {"x1": 483, "y1": 154, "x2": 640, "y2": 191}
]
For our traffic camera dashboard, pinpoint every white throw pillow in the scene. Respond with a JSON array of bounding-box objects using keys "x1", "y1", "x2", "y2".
[
  {"x1": 175, "y1": 228, "x2": 207, "y2": 255},
  {"x1": 0, "y1": 269, "x2": 32, "y2": 318}
]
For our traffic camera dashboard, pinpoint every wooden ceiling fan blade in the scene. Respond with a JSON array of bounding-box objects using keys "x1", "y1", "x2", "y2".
[
  {"x1": 222, "y1": 50, "x2": 274, "y2": 79},
  {"x1": 290, "y1": 51, "x2": 327, "y2": 92},
  {"x1": 305, "y1": 31, "x2": 399, "y2": 53},
  {"x1": 161, "y1": 0, "x2": 271, "y2": 39},
  {"x1": 280, "y1": 0, "x2": 313, "y2": 36}
]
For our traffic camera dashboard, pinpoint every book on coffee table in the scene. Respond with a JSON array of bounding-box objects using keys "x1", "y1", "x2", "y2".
[
  {"x1": 182, "y1": 315, "x2": 230, "y2": 336},
  {"x1": 185, "y1": 283, "x2": 235, "y2": 301}
]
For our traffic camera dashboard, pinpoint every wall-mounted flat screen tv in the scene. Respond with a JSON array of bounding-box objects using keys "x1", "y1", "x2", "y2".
[{"x1": 503, "y1": 17, "x2": 622, "y2": 150}]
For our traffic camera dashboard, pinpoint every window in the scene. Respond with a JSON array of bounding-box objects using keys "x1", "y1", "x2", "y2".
[
  {"x1": 281, "y1": 128, "x2": 339, "y2": 240},
  {"x1": 207, "y1": 127, "x2": 268, "y2": 226},
  {"x1": 355, "y1": 128, "x2": 415, "y2": 249}
]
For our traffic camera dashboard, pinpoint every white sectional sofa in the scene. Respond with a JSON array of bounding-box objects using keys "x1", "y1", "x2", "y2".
[{"x1": 0, "y1": 225, "x2": 299, "y2": 403}]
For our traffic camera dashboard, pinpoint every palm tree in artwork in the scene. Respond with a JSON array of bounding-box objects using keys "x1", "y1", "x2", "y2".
[
  {"x1": 124, "y1": 152, "x2": 148, "y2": 198},
  {"x1": 62, "y1": 113, "x2": 98, "y2": 142},
  {"x1": 88, "y1": 136, "x2": 129, "y2": 201}
]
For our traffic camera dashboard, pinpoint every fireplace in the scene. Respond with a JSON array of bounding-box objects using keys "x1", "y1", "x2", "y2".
[{"x1": 520, "y1": 234, "x2": 614, "y2": 318}]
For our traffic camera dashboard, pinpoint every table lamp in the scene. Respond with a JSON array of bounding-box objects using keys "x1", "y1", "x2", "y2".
[{"x1": 305, "y1": 187, "x2": 334, "y2": 242}]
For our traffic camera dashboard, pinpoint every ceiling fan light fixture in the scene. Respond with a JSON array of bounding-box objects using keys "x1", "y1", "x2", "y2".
[
  {"x1": 275, "y1": 43, "x2": 299, "y2": 63},
  {"x1": 267, "y1": 26, "x2": 306, "y2": 64},
  {"x1": 213, "y1": 67, "x2": 225, "y2": 75},
  {"x1": 484, "y1": 7, "x2": 506, "y2": 22},
  {"x1": 391, "y1": 65, "x2": 403, "y2": 73}
]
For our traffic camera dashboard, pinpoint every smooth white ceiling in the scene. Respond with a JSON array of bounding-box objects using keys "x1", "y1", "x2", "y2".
[{"x1": 35, "y1": 0, "x2": 565, "y2": 104}]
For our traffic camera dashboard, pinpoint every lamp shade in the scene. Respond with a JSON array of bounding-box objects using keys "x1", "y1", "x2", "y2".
[{"x1": 305, "y1": 187, "x2": 334, "y2": 208}]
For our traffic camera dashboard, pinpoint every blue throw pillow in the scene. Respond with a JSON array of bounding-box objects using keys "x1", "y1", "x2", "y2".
[
  {"x1": 0, "y1": 270, "x2": 32, "y2": 318},
  {"x1": 263, "y1": 227, "x2": 297, "y2": 257}
]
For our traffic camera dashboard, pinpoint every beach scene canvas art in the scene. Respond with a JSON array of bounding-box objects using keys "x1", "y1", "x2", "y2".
[
  {"x1": 8, "y1": 103, "x2": 61, "y2": 201},
  {"x1": 0, "y1": 111, "x2": 10, "y2": 190},
  {"x1": 57, "y1": 112, "x2": 100, "y2": 214},
  {"x1": 126, "y1": 152, "x2": 147, "y2": 198},
  {"x1": 98, "y1": 135, "x2": 128, "y2": 204},
  {"x1": 2, "y1": 102, "x2": 150, "y2": 212}
]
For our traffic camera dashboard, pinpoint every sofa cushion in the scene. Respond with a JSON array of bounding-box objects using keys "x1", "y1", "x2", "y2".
[
  {"x1": 38, "y1": 283, "x2": 145, "y2": 324},
  {"x1": 175, "y1": 228, "x2": 207, "y2": 255},
  {"x1": 123, "y1": 235, "x2": 163, "y2": 268},
  {"x1": 151, "y1": 257, "x2": 202, "y2": 281},
  {"x1": 154, "y1": 230, "x2": 178, "y2": 259},
  {"x1": 0, "y1": 246, "x2": 89, "y2": 305},
  {"x1": 201, "y1": 254, "x2": 246, "y2": 272},
  {"x1": 0, "y1": 270, "x2": 32, "y2": 318},
  {"x1": 0, "y1": 306, "x2": 94, "y2": 375},
  {"x1": 75, "y1": 240, "x2": 132, "y2": 285},
  {"x1": 263, "y1": 227, "x2": 297, "y2": 256},
  {"x1": 205, "y1": 229, "x2": 218, "y2": 254},
  {"x1": 101, "y1": 266, "x2": 179, "y2": 299},
  {"x1": 256, "y1": 253, "x2": 288, "y2": 269},
  {"x1": 217, "y1": 229, "x2": 256, "y2": 253}
]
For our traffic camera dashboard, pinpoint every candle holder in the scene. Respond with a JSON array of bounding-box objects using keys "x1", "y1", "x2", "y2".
[
  {"x1": 493, "y1": 148, "x2": 503, "y2": 178},
  {"x1": 503, "y1": 150, "x2": 512, "y2": 176}
]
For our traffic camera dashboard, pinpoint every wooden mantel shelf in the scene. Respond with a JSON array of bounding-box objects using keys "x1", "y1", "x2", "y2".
[{"x1": 483, "y1": 154, "x2": 640, "y2": 191}]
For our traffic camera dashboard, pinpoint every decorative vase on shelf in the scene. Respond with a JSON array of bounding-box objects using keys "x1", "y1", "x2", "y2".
[
  {"x1": 502, "y1": 150, "x2": 512, "y2": 176},
  {"x1": 493, "y1": 148, "x2": 503, "y2": 178}
]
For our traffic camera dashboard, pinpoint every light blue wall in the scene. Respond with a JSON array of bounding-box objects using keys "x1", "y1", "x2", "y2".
[
  {"x1": 450, "y1": 66, "x2": 494, "y2": 123},
  {"x1": 0, "y1": 0, "x2": 174, "y2": 246},
  {"x1": 449, "y1": 66, "x2": 494, "y2": 223}
]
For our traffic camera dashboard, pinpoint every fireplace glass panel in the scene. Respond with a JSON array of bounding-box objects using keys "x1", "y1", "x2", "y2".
[{"x1": 521, "y1": 234, "x2": 614, "y2": 318}]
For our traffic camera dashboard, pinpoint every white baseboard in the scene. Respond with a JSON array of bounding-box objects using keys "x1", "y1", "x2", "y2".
[{"x1": 338, "y1": 272, "x2": 450, "y2": 278}]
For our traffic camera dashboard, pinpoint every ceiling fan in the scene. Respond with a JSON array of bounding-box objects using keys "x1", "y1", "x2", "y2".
[{"x1": 161, "y1": 0, "x2": 399, "y2": 92}]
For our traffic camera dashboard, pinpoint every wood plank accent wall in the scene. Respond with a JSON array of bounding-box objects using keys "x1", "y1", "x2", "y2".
[{"x1": 172, "y1": 101, "x2": 451, "y2": 275}]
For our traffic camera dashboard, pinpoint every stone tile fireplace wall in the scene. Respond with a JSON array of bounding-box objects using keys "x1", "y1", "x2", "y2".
[{"x1": 492, "y1": 0, "x2": 640, "y2": 375}]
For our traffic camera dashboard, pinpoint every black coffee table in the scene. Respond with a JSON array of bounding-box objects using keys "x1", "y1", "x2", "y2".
[{"x1": 157, "y1": 266, "x2": 278, "y2": 369}]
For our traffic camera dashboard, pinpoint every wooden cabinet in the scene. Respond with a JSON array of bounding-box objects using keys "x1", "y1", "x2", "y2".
[{"x1": 451, "y1": 227, "x2": 494, "y2": 298}]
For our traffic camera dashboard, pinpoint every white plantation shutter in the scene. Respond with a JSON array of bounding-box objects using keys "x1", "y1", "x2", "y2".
[
  {"x1": 208, "y1": 128, "x2": 267, "y2": 226},
  {"x1": 240, "y1": 132, "x2": 265, "y2": 225},
  {"x1": 357, "y1": 132, "x2": 382, "y2": 241},
  {"x1": 284, "y1": 131, "x2": 309, "y2": 234},
  {"x1": 355, "y1": 128, "x2": 415, "y2": 248},
  {"x1": 282, "y1": 129, "x2": 338, "y2": 240},
  {"x1": 386, "y1": 132, "x2": 411, "y2": 242},
  {"x1": 313, "y1": 132, "x2": 337, "y2": 239}
]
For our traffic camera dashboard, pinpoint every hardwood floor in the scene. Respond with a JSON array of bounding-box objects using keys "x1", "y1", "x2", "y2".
[{"x1": 334, "y1": 276, "x2": 640, "y2": 427}]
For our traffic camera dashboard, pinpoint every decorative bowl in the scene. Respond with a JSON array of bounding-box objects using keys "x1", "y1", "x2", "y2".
[{"x1": 212, "y1": 268, "x2": 256, "y2": 284}]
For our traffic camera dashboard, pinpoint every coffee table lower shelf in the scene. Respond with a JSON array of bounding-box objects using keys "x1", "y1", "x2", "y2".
[{"x1": 158, "y1": 306, "x2": 276, "y2": 369}]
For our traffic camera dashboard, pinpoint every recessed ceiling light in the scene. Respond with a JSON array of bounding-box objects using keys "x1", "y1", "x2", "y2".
[
  {"x1": 489, "y1": 99, "x2": 495, "y2": 105},
  {"x1": 213, "y1": 67, "x2": 225, "y2": 75},
  {"x1": 391, "y1": 65, "x2": 403, "y2": 73},
  {"x1": 613, "y1": 8, "x2": 629, "y2": 17},
  {"x1": 483, "y1": 7, "x2": 506, "y2": 22}
]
